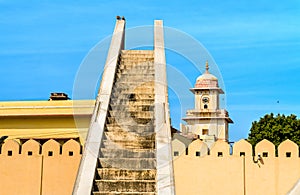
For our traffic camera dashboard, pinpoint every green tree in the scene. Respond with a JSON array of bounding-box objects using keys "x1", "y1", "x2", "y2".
[{"x1": 247, "y1": 113, "x2": 300, "y2": 147}]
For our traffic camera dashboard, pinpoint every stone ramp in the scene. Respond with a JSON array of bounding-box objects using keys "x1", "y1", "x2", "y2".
[
  {"x1": 92, "y1": 50, "x2": 157, "y2": 194},
  {"x1": 73, "y1": 19, "x2": 174, "y2": 195}
]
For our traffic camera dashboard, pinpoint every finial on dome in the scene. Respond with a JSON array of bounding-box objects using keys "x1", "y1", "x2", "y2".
[{"x1": 205, "y1": 60, "x2": 209, "y2": 73}]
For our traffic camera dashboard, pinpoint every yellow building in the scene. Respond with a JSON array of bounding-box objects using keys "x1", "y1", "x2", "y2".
[
  {"x1": 0, "y1": 97, "x2": 94, "y2": 144},
  {"x1": 0, "y1": 95, "x2": 94, "y2": 194}
]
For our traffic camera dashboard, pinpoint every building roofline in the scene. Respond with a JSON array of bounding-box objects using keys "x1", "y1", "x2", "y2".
[{"x1": 0, "y1": 100, "x2": 95, "y2": 117}]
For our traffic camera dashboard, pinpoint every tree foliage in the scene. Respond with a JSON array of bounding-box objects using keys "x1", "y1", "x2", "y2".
[{"x1": 247, "y1": 113, "x2": 300, "y2": 147}]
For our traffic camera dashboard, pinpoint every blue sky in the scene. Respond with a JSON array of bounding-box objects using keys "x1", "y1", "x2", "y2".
[{"x1": 0, "y1": 0, "x2": 300, "y2": 142}]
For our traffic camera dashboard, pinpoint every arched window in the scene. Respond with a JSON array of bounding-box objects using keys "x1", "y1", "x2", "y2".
[{"x1": 204, "y1": 104, "x2": 208, "y2": 109}]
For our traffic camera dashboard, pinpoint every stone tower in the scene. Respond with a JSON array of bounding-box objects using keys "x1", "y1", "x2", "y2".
[{"x1": 181, "y1": 61, "x2": 233, "y2": 148}]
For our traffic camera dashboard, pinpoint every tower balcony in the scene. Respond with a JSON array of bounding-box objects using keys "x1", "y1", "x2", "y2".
[
  {"x1": 183, "y1": 109, "x2": 233, "y2": 123},
  {"x1": 186, "y1": 109, "x2": 229, "y2": 117}
]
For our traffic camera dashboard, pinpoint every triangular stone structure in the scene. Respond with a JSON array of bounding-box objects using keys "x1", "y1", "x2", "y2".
[{"x1": 73, "y1": 19, "x2": 175, "y2": 194}]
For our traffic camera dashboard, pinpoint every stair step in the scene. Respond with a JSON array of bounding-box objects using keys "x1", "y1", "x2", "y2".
[
  {"x1": 120, "y1": 61, "x2": 153, "y2": 64},
  {"x1": 120, "y1": 55, "x2": 154, "y2": 59},
  {"x1": 108, "y1": 100, "x2": 154, "y2": 106},
  {"x1": 105, "y1": 128, "x2": 155, "y2": 135},
  {"x1": 121, "y1": 52, "x2": 153, "y2": 55},
  {"x1": 108, "y1": 111, "x2": 154, "y2": 120},
  {"x1": 98, "y1": 158, "x2": 156, "y2": 169},
  {"x1": 109, "y1": 110, "x2": 153, "y2": 115},
  {"x1": 101, "y1": 140, "x2": 155, "y2": 149},
  {"x1": 104, "y1": 132, "x2": 155, "y2": 143},
  {"x1": 121, "y1": 49, "x2": 154, "y2": 54},
  {"x1": 110, "y1": 102, "x2": 154, "y2": 108},
  {"x1": 121, "y1": 56, "x2": 154, "y2": 59},
  {"x1": 115, "y1": 75, "x2": 154, "y2": 80},
  {"x1": 93, "y1": 192, "x2": 156, "y2": 195},
  {"x1": 97, "y1": 168, "x2": 156, "y2": 180},
  {"x1": 106, "y1": 124, "x2": 154, "y2": 133},
  {"x1": 119, "y1": 64, "x2": 154, "y2": 68},
  {"x1": 121, "y1": 53, "x2": 153, "y2": 56},
  {"x1": 118, "y1": 70, "x2": 154, "y2": 73},
  {"x1": 110, "y1": 97, "x2": 154, "y2": 102},
  {"x1": 116, "y1": 73, "x2": 155, "y2": 76},
  {"x1": 114, "y1": 82, "x2": 154, "y2": 86},
  {"x1": 110, "y1": 91, "x2": 154, "y2": 96},
  {"x1": 121, "y1": 58, "x2": 154, "y2": 62},
  {"x1": 106, "y1": 118, "x2": 153, "y2": 126},
  {"x1": 119, "y1": 66, "x2": 154, "y2": 70},
  {"x1": 118, "y1": 68, "x2": 154, "y2": 73},
  {"x1": 100, "y1": 148, "x2": 155, "y2": 158},
  {"x1": 95, "y1": 180, "x2": 156, "y2": 192}
]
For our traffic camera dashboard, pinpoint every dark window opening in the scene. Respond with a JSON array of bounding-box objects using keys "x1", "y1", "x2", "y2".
[
  {"x1": 8, "y1": 150, "x2": 12, "y2": 156},
  {"x1": 28, "y1": 151, "x2": 33, "y2": 156},
  {"x1": 286, "y1": 152, "x2": 291, "y2": 158},
  {"x1": 204, "y1": 104, "x2": 208, "y2": 109},
  {"x1": 174, "y1": 151, "x2": 179, "y2": 156},
  {"x1": 218, "y1": 152, "x2": 223, "y2": 157},
  {"x1": 263, "y1": 152, "x2": 268, "y2": 157},
  {"x1": 196, "y1": 151, "x2": 201, "y2": 157},
  {"x1": 240, "y1": 152, "x2": 245, "y2": 156},
  {"x1": 48, "y1": 151, "x2": 53, "y2": 156},
  {"x1": 185, "y1": 148, "x2": 188, "y2": 155},
  {"x1": 203, "y1": 129, "x2": 208, "y2": 135}
]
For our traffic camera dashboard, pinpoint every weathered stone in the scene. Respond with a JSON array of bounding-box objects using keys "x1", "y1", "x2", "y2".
[
  {"x1": 101, "y1": 140, "x2": 155, "y2": 149},
  {"x1": 97, "y1": 168, "x2": 156, "y2": 180},
  {"x1": 93, "y1": 192, "x2": 156, "y2": 195},
  {"x1": 95, "y1": 180, "x2": 156, "y2": 192},
  {"x1": 93, "y1": 50, "x2": 157, "y2": 194},
  {"x1": 100, "y1": 148, "x2": 155, "y2": 158}
]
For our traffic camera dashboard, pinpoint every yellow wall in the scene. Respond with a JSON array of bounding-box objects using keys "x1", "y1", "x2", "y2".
[
  {"x1": 1, "y1": 138, "x2": 300, "y2": 194},
  {"x1": 0, "y1": 139, "x2": 81, "y2": 195},
  {"x1": 173, "y1": 139, "x2": 300, "y2": 195}
]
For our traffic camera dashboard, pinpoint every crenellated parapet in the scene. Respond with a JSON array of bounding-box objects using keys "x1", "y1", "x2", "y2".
[
  {"x1": 0, "y1": 139, "x2": 81, "y2": 157},
  {"x1": 3, "y1": 137, "x2": 298, "y2": 195},
  {"x1": 0, "y1": 139, "x2": 81, "y2": 195},
  {"x1": 173, "y1": 138, "x2": 299, "y2": 159},
  {"x1": 173, "y1": 138, "x2": 300, "y2": 195}
]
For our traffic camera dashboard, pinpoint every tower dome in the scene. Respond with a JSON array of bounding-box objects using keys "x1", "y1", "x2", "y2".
[{"x1": 195, "y1": 61, "x2": 219, "y2": 88}]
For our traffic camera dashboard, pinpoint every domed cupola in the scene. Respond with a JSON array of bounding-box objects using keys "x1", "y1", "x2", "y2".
[
  {"x1": 195, "y1": 61, "x2": 219, "y2": 88},
  {"x1": 190, "y1": 61, "x2": 224, "y2": 94}
]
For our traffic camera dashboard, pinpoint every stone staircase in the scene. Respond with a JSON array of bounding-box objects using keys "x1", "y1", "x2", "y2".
[{"x1": 92, "y1": 50, "x2": 157, "y2": 194}]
